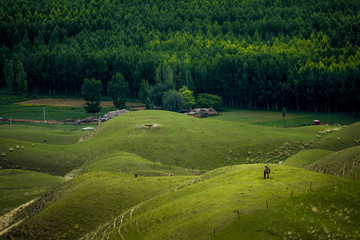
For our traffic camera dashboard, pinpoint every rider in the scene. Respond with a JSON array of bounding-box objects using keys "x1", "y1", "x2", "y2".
[{"x1": 265, "y1": 163, "x2": 270, "y2": 173}]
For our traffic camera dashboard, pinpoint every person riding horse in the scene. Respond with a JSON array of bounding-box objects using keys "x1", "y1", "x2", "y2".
[{"x1": 264, "y1": 163, "x2": 270, "y2": 179}]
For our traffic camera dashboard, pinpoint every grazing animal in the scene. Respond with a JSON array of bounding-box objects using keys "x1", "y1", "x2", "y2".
[
  {"x1": 264, "y1": 168, "x2": 270, "y2": 179},
  {"x1": 264, "y1": 163, "x2": 271, "y2": 179}
]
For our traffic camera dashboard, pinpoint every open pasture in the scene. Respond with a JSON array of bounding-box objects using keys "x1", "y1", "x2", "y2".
[
  {"x1": 0, "y1": 169, "x2": 65, "y2": 216},
  {"x1": 0, "y1": 100, "x2": 359, "y2": 239},
  {"x1": 216, "y1": 108, "x2": 358, "y2": 127},
  {"x1": 0, "y1": 95, "x2": 145, "y2": 124}
]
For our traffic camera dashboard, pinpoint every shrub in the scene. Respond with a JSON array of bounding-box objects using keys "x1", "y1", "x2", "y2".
[
  {"x1": 179, "y1": 86, "x2": 195, "y2": 110},
  {"x1": 162, "y1": 90, "x2": 185, "y2": 112},
  {"x1": 196, "y1": 93, "x2": 222, "y2": 109},
  {"x1": 150, "y1": 83, "x2": 168, "y2": 107}
]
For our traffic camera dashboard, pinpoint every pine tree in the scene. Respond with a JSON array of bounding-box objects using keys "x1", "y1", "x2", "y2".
[
  {"x1": 107, "y1": 72, "x2": 128, "y2": 109},
  {"x1": 81, "y1": 78, "x2": 102, "y2": 116},
  {"x1": 4, "y1": 59, "x2": 14, "y2": 92}
]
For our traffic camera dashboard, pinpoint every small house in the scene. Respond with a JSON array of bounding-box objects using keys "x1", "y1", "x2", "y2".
[{"x1": 313, "y1": 120, "x2": 320, "y2": 125}]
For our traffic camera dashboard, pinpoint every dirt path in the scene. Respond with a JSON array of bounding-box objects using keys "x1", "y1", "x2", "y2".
[
  {"x1": 6, "y1": 119, "x2": 63, "y2": 124},
  {"x1": 0, "y1": 199, "x2": 37, "y2": 236}
]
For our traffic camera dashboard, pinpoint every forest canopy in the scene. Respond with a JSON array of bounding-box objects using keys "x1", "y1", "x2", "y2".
[{"x1": 1, "y1": 0, "x2": 359, "y2": 113}]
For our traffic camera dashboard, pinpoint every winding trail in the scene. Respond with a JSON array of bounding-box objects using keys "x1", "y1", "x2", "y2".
[{"x1": 0, "y1": 199, "x2": 37, "y2": 236}]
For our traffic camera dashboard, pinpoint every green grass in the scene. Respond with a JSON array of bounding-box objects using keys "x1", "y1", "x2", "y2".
[
  {"x1": 85, "y1": 151, "x2": 200, "y2": 176},
  {"x1": 284, "y1": 149, "x2": 334, "y2": 168},
  {"x1": 0, "y1": 94, "x2": 117, "y2": 121},
  {"x1": 80, "y1": 164, "x2": 350, "y2": 240},
  {"x1": 1, "y1": 110, "x2": 359, "y2": 177},
  {"x1": 216, "y1": 108, "x2": 308, "y2": 124},
  {"x1": 0, "y1": 169, "x2": 65, "y2": 215},
  {"x1": 0, "y1": 104, "x2": 116, "y2": 121},
  {"x1": 305, "y1": 146, "x2": 360, "y2": 180},
  {"x1": 215, "y1": 108, "x2": 358, "y2": 127},
  {"x1": 0, "y1": 125, "x2": 90, "y2": 175},
  {"x1": 316, "y1": 122, "x2": 360, "y2": 151},
  {"x1": 1, "y1": 105, "x2": 360, "y2": 239},
  {"x1": 5, "y1": 171, "x2": 194, "y2": 239},
  {"x1": 216, "y1": 181, "x2": 360, "y2": 239},
  {"x1": 0, "y1": 137, "x2": 87, "y2": 175},
  {"x1": 81, "y1": 110, "x2": 327, "y2": 170},
  {"x1": 0, "y1": 125, "x2": 87, "y2": 145}
]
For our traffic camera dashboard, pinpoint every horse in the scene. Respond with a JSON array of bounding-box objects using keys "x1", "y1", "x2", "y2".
[{"x1": 264, "y1": 168, "x2": 270, "y2": 179}]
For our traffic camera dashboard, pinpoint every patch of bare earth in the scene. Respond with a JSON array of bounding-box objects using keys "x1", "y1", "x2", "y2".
[
  {"x1": 16, "y1": 98, "x2": 114, "y2": 107},
  {"x1": 7, "y1": 119, "x2": 63, "y2": 124},
  {"x1": 16, "y1": 98, "x2": 145, "y2": 110}
]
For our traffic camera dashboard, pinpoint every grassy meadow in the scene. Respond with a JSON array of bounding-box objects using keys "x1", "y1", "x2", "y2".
[
  {"x1": 0, "y1": 96, "x2": 360, "y2": 239},
  {"x1": 0, "y1": 169, "x2": 65, "y2": 216},
  {"x1": 0, "y1": 95, "x2": 117, "y2": 122}
]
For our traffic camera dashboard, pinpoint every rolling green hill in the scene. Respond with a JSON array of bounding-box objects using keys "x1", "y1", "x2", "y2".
[
  {"x1": 82, "y1": 165, "x2": 357, "y2": 240},
  {"x1": 0, "y1": 169, "x2": 65, "y2": 216},
  {"x1": 0, "y1": 125, "x2": 87, "y2": 145},
  {"x1": 2, "y1": 151, "x2": 197, "y2": 239},
  {"x1": 4, "y1": 162, "x2": 358, "y2": 240},
  {"x1": 216, "y1": 181, "x2": 360, "y2": 240},
  {"x1": 0, "y1": 109, "x2": 359, "y2": 239},
  {"x1": 77, "y1": 110, "x2": 338, "y2": 170},
  {"x1": 284, "y1": 149, "x2": 334, "y2": 168},
  {"x1": 316, "y1": 122, "x2": 360, "y2": 151},
  {"x1": 305, "y1": 146, "x2": 360, "y2": 180},
  {"x1": 1, "y1": 110, "x2": 360, "y2": 176}
]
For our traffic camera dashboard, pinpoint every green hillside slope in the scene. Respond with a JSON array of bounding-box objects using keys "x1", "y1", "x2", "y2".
[
  {"x1": 1, "y1": 111, "x2": 359, "y2": 176},
  {"x1": 217, "y1": 181, "x2": 360, "y2": 240},
  {"x1": 0, "y1": 169, "x2": 65, "y2": 216},
  {"x1": 284, "y1": 149, "x2": 334, "y2": 168},
  {"x1": 316, "y1": 122, "x2": 360, "y2": 151},
  {"x1": 0, "y1": 137, "x2": 84, "y2": 176},
  {"x1": 0, "y1": 125, "x2": 87, "y2": 145},
  {"x1": 80, "y1": 164, "x2": 353, "y2": 240},
  {"x1": 0, "y1": 165, "x2": 192, "y2": 239},
  {"x1": 85, "y1": 151, "x2": 199, "y2": 176},
  {"x1": 1, "y1": 110, "x2": 359, "y2": 239},
  {"x1": 81, "y1": 110, "x2": 325, "y2": 170},
  {"x1": 305, "y1": 146, "x2": 360, "y2": 180}
]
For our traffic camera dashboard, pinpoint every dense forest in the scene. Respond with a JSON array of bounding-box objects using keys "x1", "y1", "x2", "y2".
[{"x1": 1, "y1": 0, "x2": 360, "y2": 113}]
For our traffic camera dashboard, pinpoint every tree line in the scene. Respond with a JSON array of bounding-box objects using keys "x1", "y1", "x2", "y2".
[{"x1": 1, "y1": 0, "x2": 359, "y2": 114}]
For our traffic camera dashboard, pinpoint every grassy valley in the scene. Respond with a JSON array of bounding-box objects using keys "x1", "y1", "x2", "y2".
[{"x1": 0, "y1": 100, "x2": 359, "y2": 239}]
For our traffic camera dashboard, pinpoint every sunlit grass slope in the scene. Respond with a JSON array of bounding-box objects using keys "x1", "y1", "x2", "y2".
[
  {"x1": 82, "y1": 110, "x2": 325, "y2": 170},
  {"x1": 1, "y1": 111, "x2": 358, "y2": 177},
  {"x1": 316, "y1": 122, "x2": 360, "y2": 151},
  {"x1": 0, "y1": 125, "x2": 87, "y2": 145},
  {"x1": 5, "y1": 166, "x2": 195, "y2": 239},
  {"x1": 84, "y1": 164, "x2": 348, "y2": 240},
  {"x1": 0, "y1": 169, "x2": 65, "y2": 215},
  {"x1": 305, "y1": 146, "x2": 360, "y2": 180},
  {"x1": 0, "y1": 125, "x2": 90, "y2": 175},
  {"x1": 215, "y1": 108, "x2": 358, "y2": 126},
  {"x1": 0, "y1": 137, "x2": 85, "y2": 176},
  {"x1": 85, "y1": 151, "x2": 200, "y2": 176},
  {"x1": 284, "y1": 149, "x2": 334, "y2": 168},
  {"x1": 217, "y1": 181, "x2": 360, "y2": 240}
]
